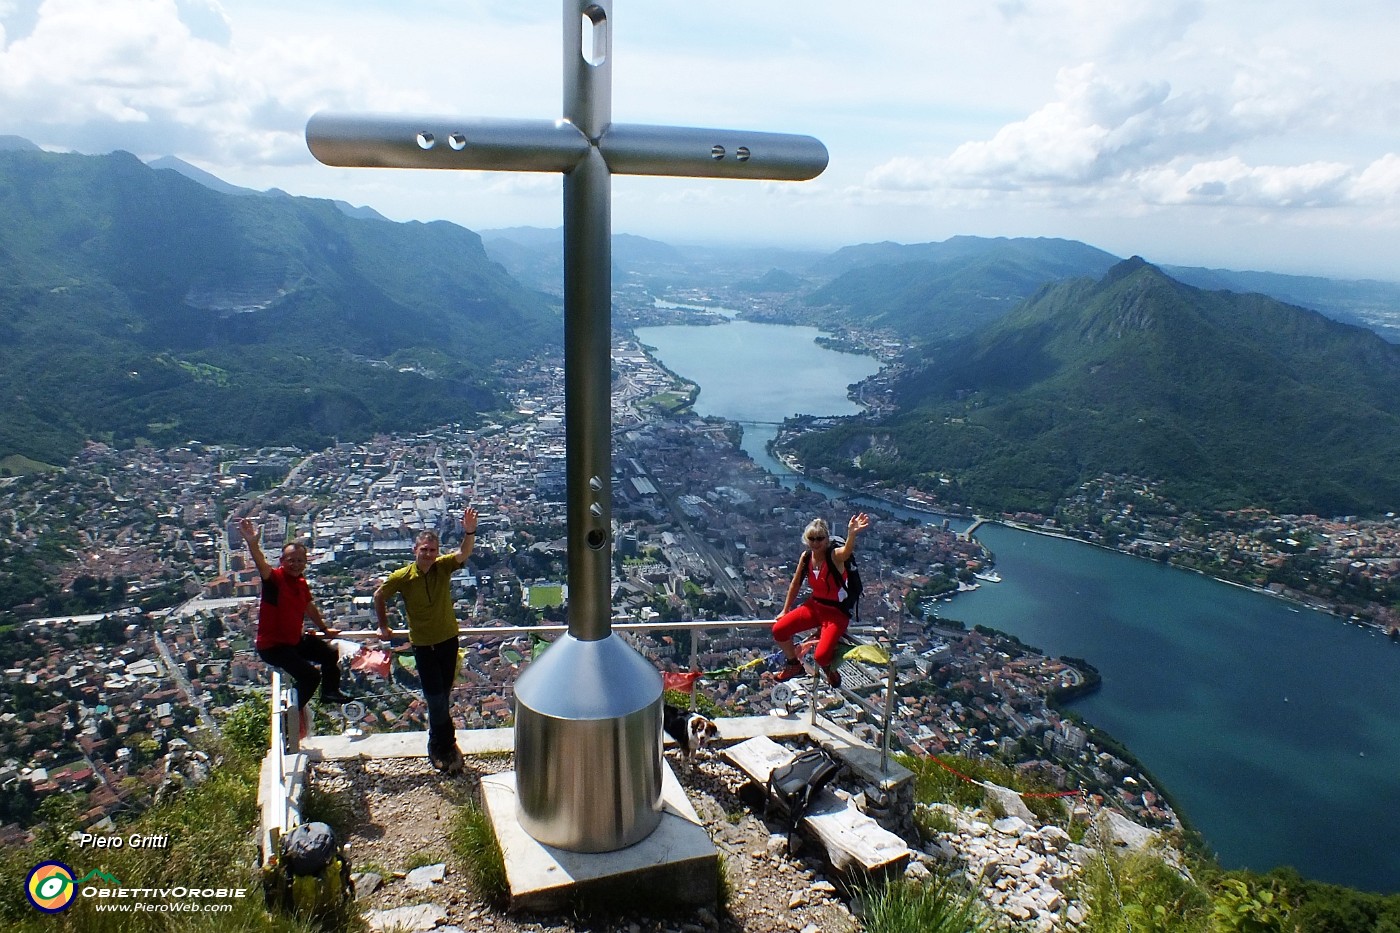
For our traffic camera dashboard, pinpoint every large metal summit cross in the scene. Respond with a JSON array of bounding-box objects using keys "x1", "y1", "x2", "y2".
[{"x1": 307, "y1": 0, "x2": 826, "y2": 853}]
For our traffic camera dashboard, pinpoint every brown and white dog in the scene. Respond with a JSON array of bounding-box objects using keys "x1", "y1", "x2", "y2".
[{"x1": 663, "y1": 703, "x2": 718, "y2": 757}]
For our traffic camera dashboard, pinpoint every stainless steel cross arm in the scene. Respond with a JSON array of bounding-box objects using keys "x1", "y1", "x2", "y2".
[
  {"x1": 599, "y1": 124, "x2": 827, "y2": 180},
  {"x1": 307, "y1": 112, "x2": 590, "y2": 173},
  {"x1": 307, "y1": 111, "x2": 828, "y2": 181}
]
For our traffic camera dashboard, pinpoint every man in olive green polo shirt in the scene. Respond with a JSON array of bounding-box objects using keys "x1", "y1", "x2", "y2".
[{"x1": 374, "y1": 506, "x2": 478, "y2": 773}]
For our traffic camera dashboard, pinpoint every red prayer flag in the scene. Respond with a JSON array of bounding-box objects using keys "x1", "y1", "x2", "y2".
[
  {"x1": 351, "y1": 648, "x2": 392, "y2": 679},
  {"x1": 662, "y1": 671, "x2": 703, "y2": 694}
]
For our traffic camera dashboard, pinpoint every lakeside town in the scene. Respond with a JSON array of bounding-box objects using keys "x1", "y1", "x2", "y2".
[{"x1": 4, "y1": 298, "x2": 1400, "y2": 851}]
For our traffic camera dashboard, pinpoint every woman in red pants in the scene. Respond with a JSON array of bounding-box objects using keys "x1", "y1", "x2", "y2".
[{"x1": 772, "y1": 512, "x2": 871, "y2": 688}]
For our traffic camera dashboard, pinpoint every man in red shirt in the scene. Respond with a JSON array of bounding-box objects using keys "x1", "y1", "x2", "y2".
[{"x1": 238, "y1": 517, "x2": 346, "y2": 707}]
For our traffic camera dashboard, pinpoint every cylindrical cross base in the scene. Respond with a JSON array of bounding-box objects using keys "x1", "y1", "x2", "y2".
[{"x1": 513, "y1": 632, "x2": 663, "y2": 852}]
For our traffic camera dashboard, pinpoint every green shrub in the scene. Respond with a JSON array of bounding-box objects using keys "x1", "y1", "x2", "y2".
[
  {"x1": 662, "y1": 688, "x2": 724, "y2": 719},
  {"x1": 1210, "y1": 877, "x2": 1294, "y2": 932},
  {"x1": 897, "y1": 752, "x2": 1071, "y2": 827},
  {"x1": 222, "y1": 691, "x2": 272, "y2": 760}
]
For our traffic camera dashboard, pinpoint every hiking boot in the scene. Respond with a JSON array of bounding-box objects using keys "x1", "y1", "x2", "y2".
[
  {"x1": 320, "y1": 689, "x2": 350, "y2": 704},
  {"x1": 427, "y1": 747, "x2": 448, "y2": 772},
  {"x1": 775, "y1": 659, "x2": 805, "y2": 682},
  {"x1": 444, "y1": 745, "x2": 465, "y2": 775},
  {"x1": 823, "y1": 665, "x2": 843, "y2": 688}
]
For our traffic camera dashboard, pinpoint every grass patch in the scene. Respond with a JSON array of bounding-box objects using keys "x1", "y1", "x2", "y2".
[
  {"x1": 0, "y1": 454, "x2": 60, "y2": 476},
  {"x1": 858, "y1": 877, "x2": 1000, "y2": 933},
  {"x1": 912, "y1": 803, "x2": 957, "y2": 842},
  {"x1": 527, "y1": 584, "x2": 564, "y2": 609},
  {"x1": 641, "y1": 391, "x2": 693, "y2": 415},
  {"x1": 897, "y1": 752, "x2": 1068, "y2": 826},
  {"x1": 1075, "y1": 848, "x2": 1211, "y2": 933},
  {"x1": 302, "y1": 784, "x2": 354, "y2": 842},
  {"x1": 449, "y1": 799, "x2": 506, "y2": 906},
  {"x1": 0, "y1": 747, "x2": 331, "y2": 931},
  {"x1": 662, "y1": 688, "x2": 724, "y2": 719},
  {"x1": 715, "y1": 853, "x2": 731, "y2": 913},
  {"x1": 405, "y1": 850, "x2": 446, "y2": 872}
]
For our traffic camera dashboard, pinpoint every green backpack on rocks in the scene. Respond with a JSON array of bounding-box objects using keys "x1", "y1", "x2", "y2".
[{"x1": 264, "y1": 821, "x2": 353, "y2": 919}]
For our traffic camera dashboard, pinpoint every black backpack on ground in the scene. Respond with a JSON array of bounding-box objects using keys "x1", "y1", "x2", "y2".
[
  {"x1": 765, "y1": 747, "x2": 842, "y2": 850},
  {"x1": 264, "y1": 821, "x2": 353, "y2": 919}
]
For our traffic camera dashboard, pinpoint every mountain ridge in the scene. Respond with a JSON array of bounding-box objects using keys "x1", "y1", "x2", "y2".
[
  {"x1": 789, "y1": 259, "x2": 1400, "y2": 516},
  {"x1": 0, "y1": 147, "x2": 559, "y2": 464}
]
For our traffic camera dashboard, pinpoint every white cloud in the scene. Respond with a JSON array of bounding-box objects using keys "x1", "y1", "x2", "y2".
[
  {"x1": 864, "y1": 47, "x2": 1396, "y2": 221},
  {"x1": 1137, "y1": 158, "x2": 1352, "y2": 208},
  {"x1": 1353, "y1": 154, "x2": 1400, "y2": 204},
  {"x1": 0, "y1": 2, "x2": 256, "y2": 150},
  {"x1": 0, "y1": 1, "x2": 1398, "y2": 276}
]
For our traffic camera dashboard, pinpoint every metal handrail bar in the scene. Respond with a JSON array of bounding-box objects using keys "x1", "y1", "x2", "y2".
[
  {"x1": 262, "y1": 615, "x2": 901, "y2": 816},
  {"x1": 332, "y1": 619, "x2": 780, "y2": 638}
]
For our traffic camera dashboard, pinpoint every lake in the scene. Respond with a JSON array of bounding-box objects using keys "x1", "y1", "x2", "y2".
[{"x1": 637, "y1": 317, "x2": 1400, "y2": 892}]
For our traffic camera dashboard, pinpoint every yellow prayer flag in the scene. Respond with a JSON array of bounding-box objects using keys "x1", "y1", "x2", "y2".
[{"x1": 844, "y1": 644, "x2": 890, "y2": 665}]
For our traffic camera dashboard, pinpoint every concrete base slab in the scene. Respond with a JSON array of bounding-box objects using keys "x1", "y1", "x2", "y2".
[
  {"x1": 302, "y1": 727, "x2": 513, "y2": 761},
  {"x1": 481, "y1": 765, "x2": 717, "y2": 914}
]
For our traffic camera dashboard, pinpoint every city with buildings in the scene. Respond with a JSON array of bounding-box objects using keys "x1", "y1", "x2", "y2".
[{"x1": 6, "y1": 312, "x2": 1398, "y2": 850}]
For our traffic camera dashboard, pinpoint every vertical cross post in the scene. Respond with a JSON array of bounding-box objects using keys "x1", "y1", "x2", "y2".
[
  {"x1": 563, "y1": 3, "x2": 613, "y2": 644},
  {"x1": 307, "y1": 0, "x2": 825, "y2": 852}
]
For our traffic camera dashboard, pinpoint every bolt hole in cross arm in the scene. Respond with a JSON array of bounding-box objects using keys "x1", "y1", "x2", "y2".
[{"x1": 307, "y1": 113, "x2": 591, "y2": 173}]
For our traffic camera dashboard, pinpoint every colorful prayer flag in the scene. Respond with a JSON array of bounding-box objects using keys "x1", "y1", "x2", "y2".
[
  {"x1": 662, "y1": 671, "x2": 704, "y2": 693},
  {"x1": 350, "y1": 648, "x2": 392, "y2": 679},
  {"x1": 844, "y1": 644, "x2": 891, "y2": 665}
]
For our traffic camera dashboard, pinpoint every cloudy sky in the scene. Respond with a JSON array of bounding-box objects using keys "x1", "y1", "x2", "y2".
[{"x1": 2, "y1": 0, "x2": 1398, "y2": 279}]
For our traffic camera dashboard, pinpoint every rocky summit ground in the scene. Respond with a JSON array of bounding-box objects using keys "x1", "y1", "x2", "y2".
[
  {"x1": 311, "y1": 750, "x2": 862, "y2": 933},
  {"x1": 310, "y1": 746, "x2": 1110, "y2": 932}
]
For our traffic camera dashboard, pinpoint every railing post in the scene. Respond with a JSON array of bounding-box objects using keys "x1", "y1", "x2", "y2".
[
  {"x1": 881, "y1": 653, "x2": 896, "y2": 775},
  {"x1": 689, "y1": 625, "x2": 700, "y2": 712},
  {"x1": 284, "y1": 686, "x2": 302, "y2": 753}
]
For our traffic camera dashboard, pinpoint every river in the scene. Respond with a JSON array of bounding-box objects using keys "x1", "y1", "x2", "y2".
[
  {"x1": 635, "y1": 320, "x2": 882, "y2": 500},
  {"x1": 636, "y1": 317, "x2": 1400, "y2": 893}
]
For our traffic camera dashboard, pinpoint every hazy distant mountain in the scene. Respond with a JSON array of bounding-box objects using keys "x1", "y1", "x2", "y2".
[
  {"x1": 733, "y1": 267, "x2": 806, "y2": 294},
  {"x1": 479, "y1": 226, "x2": 828, "y2": 295},
  {"x1": 479, "y1": 226, "x2": 562, "y2": 251},
  {"x1": 803, "y1": 236, "x2": 1121, "y2": 339},
  {"x1": 789, "y1": 259, "x2": 1400, "y2": 516},
  {"x1": 0, "y1": 148, "x2": 558, "y2": 465},
  {"x1": 797, "y1": 236, "x2": 1400, "y2": 346},
  {"x1": 0, "y1": 136, "x2": 41, "y2": 152},
  {"x1": 147, "y1": 155, "x2": 260, "y2": 197},
  {"x1": 1162, "y1": 264, "x2": 1400, "y2": 343},
  {"x1": 147, "y1": 154, "x2": 391, "y2": 223},
  {"x1": 817, "y1": 235, "x2": 1119, "y2": 279},
  {"x1": 479, "y1": 227, "x2": 691, "y2": 294}
]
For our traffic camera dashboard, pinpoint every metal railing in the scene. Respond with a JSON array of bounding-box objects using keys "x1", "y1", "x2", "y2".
[
  {"x1": 261, "y1": 671, "x2": 302, "y2": 863},
  {"x1": 260, "y1": 618, "x2": 901, "y2": 858},
  {"x1": 293, "y1": 617, "x2": 901, "y2": 738}
]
